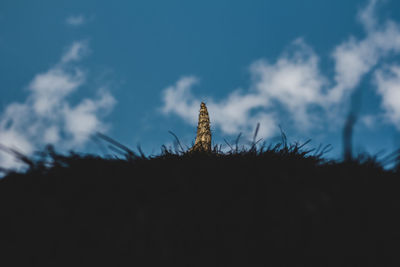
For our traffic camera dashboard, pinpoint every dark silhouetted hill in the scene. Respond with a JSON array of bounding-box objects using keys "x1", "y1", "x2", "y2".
[{"x1": 1, "y1": 141, "x2": 400, "y2": 266}]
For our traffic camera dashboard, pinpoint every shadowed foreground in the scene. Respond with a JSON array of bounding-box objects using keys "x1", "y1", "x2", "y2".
[{"x1": 1, "y1": 143, "x2": 400, "y2": 266}]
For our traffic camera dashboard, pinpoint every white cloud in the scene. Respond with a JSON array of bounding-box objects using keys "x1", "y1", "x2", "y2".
[
  {"x1": 161, "y1": 76, "x2": 200, "y2": 125},
  {"x1": 29, "y1": 68, "x2": 85, "y2": 116},
  {"x1": 0, "y1": 41, "x2": 116, "y2": 170},
  {"x1": 63, "y1": 90, "x2": 115, "y2": 146},
  {"x1": 358, "y1": 0, "x2": 379, "y2": 32},
  {"x1": 43, "y1": 126, "x2": 60, "y2": 144},
  {"x1": 161, "y1": 0, "x2": 400, "y2": 139},
  {"x1": 208, "y1": 91, "x2": 271, "y2": 135},
  {"x1": 374, "y1": 65, "x2": 400, "y2": 129},
  {"x1": 65, "y1": 15, "x2": 86, "y2": 27},
  {"x1": 329, "y1": 16, "x2": 400, "y2": 102},
  {"x1": 0, "y1": 129, "x2": 34, "y2": 170},
  {"x1": 161, "y1": 40, "x2": 325, "y2": 139},
  {"x1": 161, "y1": 75, "x2": 274, "y2": 138},
  {"x1": 61, "y1": 41, "x2": 89, "y2": 63},
  {"x1": 250, "y1": 39, "x2": 327, "y2": 128}
]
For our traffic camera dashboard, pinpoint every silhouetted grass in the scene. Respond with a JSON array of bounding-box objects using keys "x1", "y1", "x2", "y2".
[{"x1": 0, "y1": 134, "x2": 400, "y2": 266}]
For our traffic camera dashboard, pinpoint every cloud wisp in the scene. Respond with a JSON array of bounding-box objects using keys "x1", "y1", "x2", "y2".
[
  {"x1": 65, "y1": 15, "x2": 87, "y2": 27},
  {"x1": 0, "y1": 41, "x2": 116, "y2": 170},
  {"x1": 161, "y1": 0, "x2": 400, "y2": 140}
]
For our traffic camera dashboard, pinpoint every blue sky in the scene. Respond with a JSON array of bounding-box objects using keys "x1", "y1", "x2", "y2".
[{"x1": 1, "y1": 0, "x2": 400, "y2": 169}]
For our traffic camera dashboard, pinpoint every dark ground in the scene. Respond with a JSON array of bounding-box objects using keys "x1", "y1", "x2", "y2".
[{"x1": 1, "y1": 142, "x2": 400, "y2": 267}]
